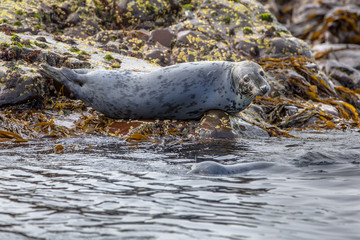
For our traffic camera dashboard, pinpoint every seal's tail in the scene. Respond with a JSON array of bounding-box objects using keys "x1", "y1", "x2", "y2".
[{"x1": 38, "y1": 64, "x2": 86, "y2": 87}]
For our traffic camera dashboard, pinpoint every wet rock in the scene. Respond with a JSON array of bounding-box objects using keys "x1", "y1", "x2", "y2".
[
  {"x1": 198, "y1": 110, "x2": 236, "y2": 139},
  {"x1": 198, "y1": 110, "x2": 269, "y2": 139},
  {"x1": 107, "y1": 120, "x2": 153, "y2": 137},
  {"x1": 231, "y1": 117, "x2": 269, "y2": 138}
]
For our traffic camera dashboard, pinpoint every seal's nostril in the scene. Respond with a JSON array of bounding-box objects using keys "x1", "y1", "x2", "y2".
[{"x1": 261, "y1": 85, "x2": 269, "y2": 95}]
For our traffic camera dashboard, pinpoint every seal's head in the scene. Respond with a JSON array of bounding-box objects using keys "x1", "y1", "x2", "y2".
[{"x1": 232, "y1": 61, "x2": 270, "y2": 98}]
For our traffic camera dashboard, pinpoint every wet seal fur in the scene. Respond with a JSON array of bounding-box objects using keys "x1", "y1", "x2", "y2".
[
  {"x1": 39, "y1": 61, "x2": 270, "y2": 120},
  {"x1": 188, "y1": 161, "x2": 273, "y2": 175}
]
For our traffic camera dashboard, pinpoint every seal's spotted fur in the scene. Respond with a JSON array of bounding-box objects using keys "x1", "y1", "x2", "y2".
[{"x1": 39, "y1": 61, "x2": 270, "y2": 120}]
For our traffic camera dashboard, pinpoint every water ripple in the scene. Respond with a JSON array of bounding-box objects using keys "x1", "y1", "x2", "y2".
[{"x1": 0, "y1": 131, "x2": 360, "y2": 239}]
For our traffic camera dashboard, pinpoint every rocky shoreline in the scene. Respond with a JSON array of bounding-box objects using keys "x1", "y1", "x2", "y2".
[{"x1": 1, "y1": 0, "x2": 360, "y2": 142}]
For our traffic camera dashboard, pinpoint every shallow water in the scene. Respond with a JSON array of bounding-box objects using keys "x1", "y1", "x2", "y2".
[{"x1": 0, "y1": 130, "x2": 359, "y2": 240}]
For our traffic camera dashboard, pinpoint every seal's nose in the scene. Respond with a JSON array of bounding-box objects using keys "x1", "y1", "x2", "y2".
[{"x1": 260, "y1": 85, "x2": 270, "y2": 95}]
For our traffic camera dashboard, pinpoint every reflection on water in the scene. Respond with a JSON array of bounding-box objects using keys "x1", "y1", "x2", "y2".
[{"x1": 0, "y1": 131, "x2": 359, "y2": 239}]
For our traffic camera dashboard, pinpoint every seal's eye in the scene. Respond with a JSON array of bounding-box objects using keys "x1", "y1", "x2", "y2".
[
  {"x1": 259, "y1": 71, "x2": 265, "y2": 77},
  {"x1": 243, "y1": 76, "x2": 250, "y2": 83}
]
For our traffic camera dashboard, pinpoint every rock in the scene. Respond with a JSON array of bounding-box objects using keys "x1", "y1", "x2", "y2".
[
  {"x1": 231, "y1": 117, "x2": 270, "y2": 138},
  {"x1": 35, "y1": 36, "x2": 47, "y2": 43},
  {"x1": 64, "y1": 27, "x2": 88, "y2": 39},
  {"x1": 107, "y1": 120, "x2": 153, "y2": 137},
  {"x1": 128, "y1": 29, "x2": 151, "y2": 41},
  {"x1": 263, "y1": 0, "x2": 360, "y2": 45},
  {"x1": 65, "y1": 12, "x2": 81, "y2": 26},
  {"x1": 315, "y1": 103, "x2": 339, "y2": 117},
  {"x1": 0, "y1": 46, "x2": 22, "y2": 61},
  {"x1": 102, "y1": 41, "x2": 121, "y2": 53},
  {"x1": 60, "y1": 2, "x2": 72, "y2": 15},
  {"x1": 197, "y1": 110, "x2": 269, "y2": 139},
  {"x1": 144, "y1": 48, "x2": 171, "y2": 66},
  {"x1": 149, "y1": 29, "x2": 176, "y2": 48},
  {"x1": 64, "y1": 20, "x2": 101, "y2": 39},
  {"x1": 198, "y1": 110, "x2": 236, "y2": 139},
  {"x1": 117, "y1": 0, "x2": 181, "y2": 29},
  {"x1": 0, "y1": 71, "x2": 43, "y2": 108},
  {"x1": 176, "y1": 30, "x2": 211, "y2": 47},
  {"x1": 270, "y1": 37, "x2": 312, "y2": 58},
  {"x1": 323, "y1": 60, "x2": 360, "y2": 90},
  {"x1": 2, "y1": 0, "x2": 360, "y2": 139},
  {"x1": 235, "y1": 40, "x2": 261, "y2": 58},
  {"x1": 313, "y1": 43, "x2": 360, "y2": 70},
  {"x1": 93, "y1": 31, "x2": 125, "y2": 44}
]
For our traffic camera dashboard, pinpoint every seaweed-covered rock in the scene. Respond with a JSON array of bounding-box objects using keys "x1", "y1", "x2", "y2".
[{"x1": 1, "y1": 0, "x2": 360, "y2": 140}]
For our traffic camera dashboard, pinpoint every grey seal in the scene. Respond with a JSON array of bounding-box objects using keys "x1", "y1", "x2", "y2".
[
  {"x1": 39, "y1": 61, "x2": 270, "y2": 120},
  {"x1": 188, "y1": 161, "x2": 273, "y2": 175}
]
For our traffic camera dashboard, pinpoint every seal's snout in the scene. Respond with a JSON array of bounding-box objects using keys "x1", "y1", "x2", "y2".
[{"x1": 260, "y1": 85, "x2": 270, "y2": 95}]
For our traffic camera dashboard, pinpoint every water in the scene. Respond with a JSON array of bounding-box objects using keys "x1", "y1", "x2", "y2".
[{"x1": 0, "y1": 130, "x2": 359, "y2": 240}]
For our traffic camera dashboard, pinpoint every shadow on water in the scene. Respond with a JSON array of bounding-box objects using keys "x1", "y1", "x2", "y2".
[{"x1": 0, "y1": 130, "x2": 360, "y2": 239}]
